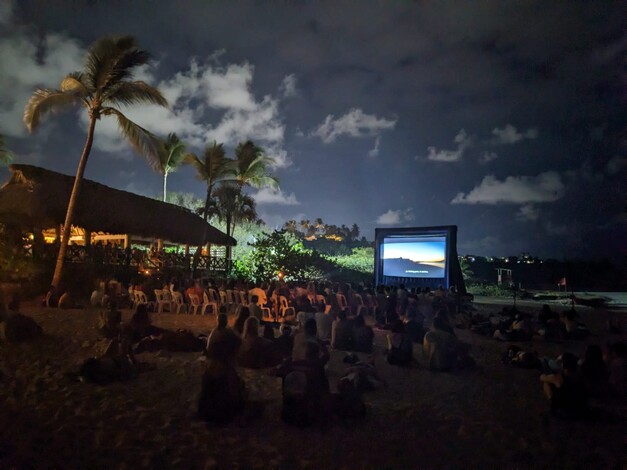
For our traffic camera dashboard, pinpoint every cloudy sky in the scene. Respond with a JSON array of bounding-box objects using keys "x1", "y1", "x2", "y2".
[{"x1": 1, "y1": 1, "x2": 625, "y2": 260}]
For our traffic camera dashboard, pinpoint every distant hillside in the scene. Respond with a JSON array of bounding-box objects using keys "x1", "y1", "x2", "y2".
[{"x1": 383, "y1": 258, "x2": 445, "y2": 278}]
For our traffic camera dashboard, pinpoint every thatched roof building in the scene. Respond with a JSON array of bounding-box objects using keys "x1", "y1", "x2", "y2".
[{"x1": 0, "y1": 164, "x2": 236, "y2": 247}]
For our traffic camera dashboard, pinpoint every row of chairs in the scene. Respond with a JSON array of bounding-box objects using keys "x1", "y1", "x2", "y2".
[{"x1": 130, "y1": 289, "x2": 378, "y2": 320}]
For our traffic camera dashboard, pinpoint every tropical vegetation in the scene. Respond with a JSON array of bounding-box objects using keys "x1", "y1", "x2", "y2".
[{"x1": 23, "y1": 35, "x2": 167, "y2": 288}]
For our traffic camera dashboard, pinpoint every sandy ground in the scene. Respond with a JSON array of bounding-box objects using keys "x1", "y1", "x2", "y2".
[{"x1": 0, "y1": 301, "x2": 624, "y2": 469}]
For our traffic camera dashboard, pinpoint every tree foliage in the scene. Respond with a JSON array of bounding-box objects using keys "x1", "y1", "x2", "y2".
[{"x1": 233, "y1": 230, "x2": 330, "y2": 282}]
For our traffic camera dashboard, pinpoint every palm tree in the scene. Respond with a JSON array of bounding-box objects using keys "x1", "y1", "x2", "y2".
[
  {"x1": 0, "y1": 134, "x2": 13, "y2": 167},
  {"x1": 185, "y1": 142, "x2": 234, "y2": 260},
  {"x1": 350, "y1": 223, "x2": 360, "y2": 241},
  {"x1": 283, "y1": 219, "x2": 298, "y2": 234},
  {"x1": 23, "y1": 35, "x2": 167, "y2": 288},
  {"x1": 210, "y1": 185, "x2": 257, "y2": 239},
  {"x1": 233, "y1": 140, "x2": 280, "y2": 190},
  {"x1": 153, "y1": 133, "x2": 186, "y2": 202},
  {"x1": 300, "y1": 219, "x2": 310, "y2": 235}
]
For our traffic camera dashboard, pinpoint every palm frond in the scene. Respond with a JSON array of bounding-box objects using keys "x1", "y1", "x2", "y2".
[
  {"x1": 84, "y1": 35, "x2": 140, "y2": 91},
  {"x1": 23, "y1": 89, "x2": 80, "y2": 133},
  {"x1": 104, "y1": 81, "x2": 168, "y2": 108},
  {"x1": 184, "y1": 152, "x2": 209, "y2": 181},
  {"x1": 157, "y1": 132, "x2": 187, "y2": 174},
  {"x1": 102, "y1": 49, "x2": 151, "y2": 89},
  {"x1": 102, "y1": 107, "x2": 162, "y2": 165},
  {"x1": 60, "y1": 72, "x2": 91, "y2": 96}
]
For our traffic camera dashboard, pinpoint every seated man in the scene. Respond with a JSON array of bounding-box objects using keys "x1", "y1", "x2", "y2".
[
  {"x1": 248, "y1": 295, "x2": 264, "y2": 322},
  {"x1": 331, "y1": 310, "x2": 353, "y2": 351}
]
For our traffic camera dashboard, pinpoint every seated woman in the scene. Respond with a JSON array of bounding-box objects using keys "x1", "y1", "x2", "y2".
[
  {"x1": 352, "y1": 314, "x2": 374, "y2": 353},
  {"x1": 276, "y1": 340, "x2": 330, "y2": 426},
  {"x1": 206, "y1": 313, "x2": 241, "y2": 363},
  {"x1": 293, "y1": 319, "x2": 330, "y2": 366},
  {"x1": 540, "y1": 352, "x2": 588, "y2": 418},
  {"x1": 232, "y1": 306, "x2": 251, "y2": 336},
  {"x1": 423, "y1": 316, "x2": 472, "y2": 371},
  {"x1": 386, "y1": 320, "x2": 413, "y2": 366},
  {"x1": 237, "y1": 317, "x2": 279, "y2": 369}
]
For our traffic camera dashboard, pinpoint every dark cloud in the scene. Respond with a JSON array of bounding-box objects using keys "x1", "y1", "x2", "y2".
[{"x1": 2, "y1": 0, "x2": 625, "y2": 260}]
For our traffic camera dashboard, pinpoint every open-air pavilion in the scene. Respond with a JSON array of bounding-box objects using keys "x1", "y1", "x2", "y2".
[{"x1": 0, "y1": 164, "x2": 236, "y2": 274}]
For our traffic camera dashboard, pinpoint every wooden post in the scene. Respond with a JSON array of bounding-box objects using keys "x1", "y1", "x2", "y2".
[{"x1": 124, "y1": 235, "x2": 129, "y2": 249}]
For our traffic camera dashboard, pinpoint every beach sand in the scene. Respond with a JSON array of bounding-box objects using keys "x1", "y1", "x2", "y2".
[{"x1": 0, "y1": 301, "x2": 624, "y2": 468}]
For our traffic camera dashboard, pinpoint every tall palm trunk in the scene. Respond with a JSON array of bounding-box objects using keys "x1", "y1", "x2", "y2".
[
  {"x1": 226, "y1": 212, "x2": 233, "y2": 273},
  {"x1": 51, "y1": 114, "x2": 97, "y2": 288},
  {"x1": 162, "y1": 172, "x2": 168, "y2": 202},
  {"x1": 192, "y1": 185, "x2": 212, "y2": 271}
]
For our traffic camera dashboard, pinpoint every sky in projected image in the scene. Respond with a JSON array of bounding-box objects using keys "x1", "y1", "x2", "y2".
[{"x1": 383, "y1": 238, "x2": 446, "y2": 263}]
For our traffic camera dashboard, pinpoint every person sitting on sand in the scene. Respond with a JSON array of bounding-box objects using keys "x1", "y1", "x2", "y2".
[
  {"x1": 198, "y1": 357, "x2": 247, "y2": 425},
  {"x1": 275, "y1": 340, "x2": 331, "y2": 427},
  {"x1": 0, "y1": 299, "x2": 43, "y2": 343},
  {"x1": 296, "y1": 298, "x2": 316, "y2": 330},
  {"x1": 206, "y1": 313, "x2": 241, "y2": 364},
  {"x1": 248, "y1": 295, "x2": 264, "y2": 322},
  {"x1": 232, "y1": 306, "x2": 251, "y2": 336},
  {"x1": 386, "y1": 320, "x2": 413, "y2": 366},
  {"x1": 538, "y1": 304, "x2": 559, "y2": 326},
  {"x1": 98, "y1": 302, "x2": 122, "y2": 339},
  {"x1": 293, "y1": 318, "x2": 330, "y2": 366},
  {"x1": 404, "y1": 309, "x2": 426, "y2": 343},
  {"x1": 352, "y1": 313, "x2": 374, "y2": 353},
  {"x1": 423, "y1": 316, "x2": 473, "y2": 371},
  {"x1": 562, "y1": 309, "x2": 589, "y2": 340},
  {"x1": 237, "y1": 317, "x2": 278, "y2": 369},
  {"x1": 274, "y1": 324, "x2": 294, "y2": 358},
  {"x1": 331, "y1": 310, "x2": 353, "y2": 351},
  {"x1": 493, "y1": 313, "x2": 533, "y2": 342},
  {"x1": 123, "y1": 304, "x2": 164, "y2": 342},
  {"x1": 540, "y1": 352, "x2": 588, "y2": 418},
  {"x1": 314, "y1": 302, "x2": 333, "y2": 341},
  {"x1": 579, "y1": 344, "x2": 609, "y2": 398}
]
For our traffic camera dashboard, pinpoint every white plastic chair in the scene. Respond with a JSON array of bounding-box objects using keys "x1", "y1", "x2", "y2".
[
  {"x1": 188, "y1": 293, "x2": 201, "y2": 315},
  {"x1": 171, "y1": 291, "x2": 187, "y2": 314},
  {"x1": 279, "y1": 295, "x2": 295, "y2": 319},
  {"x1": 133, "y1": 291, "x2": 154, "y2": 313},
  {"x1": 154, "y1": 289, "x2": 172, "y2": 313},
  {"x1": 202, "y1": 291, "x2": 219, "y2": 316}
]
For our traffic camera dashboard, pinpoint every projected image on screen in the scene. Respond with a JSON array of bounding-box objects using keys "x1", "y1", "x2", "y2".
[{"x1": 382, "y1": 236, "x2": 446, "y2": 278}]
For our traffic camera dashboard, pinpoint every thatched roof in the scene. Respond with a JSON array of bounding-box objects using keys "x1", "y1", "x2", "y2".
[{"x1": 0, "y1": 164, "x2": 236, "y2": 246}]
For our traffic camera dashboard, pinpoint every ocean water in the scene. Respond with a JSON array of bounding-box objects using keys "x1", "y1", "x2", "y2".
[{"x1": 575, "y1": 292, "x2": 627, "y2": 309}]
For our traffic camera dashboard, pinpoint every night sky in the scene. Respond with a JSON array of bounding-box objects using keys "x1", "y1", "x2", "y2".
[{"x1": 1, "y1": 1, "x2": 625, "y2": 260}]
